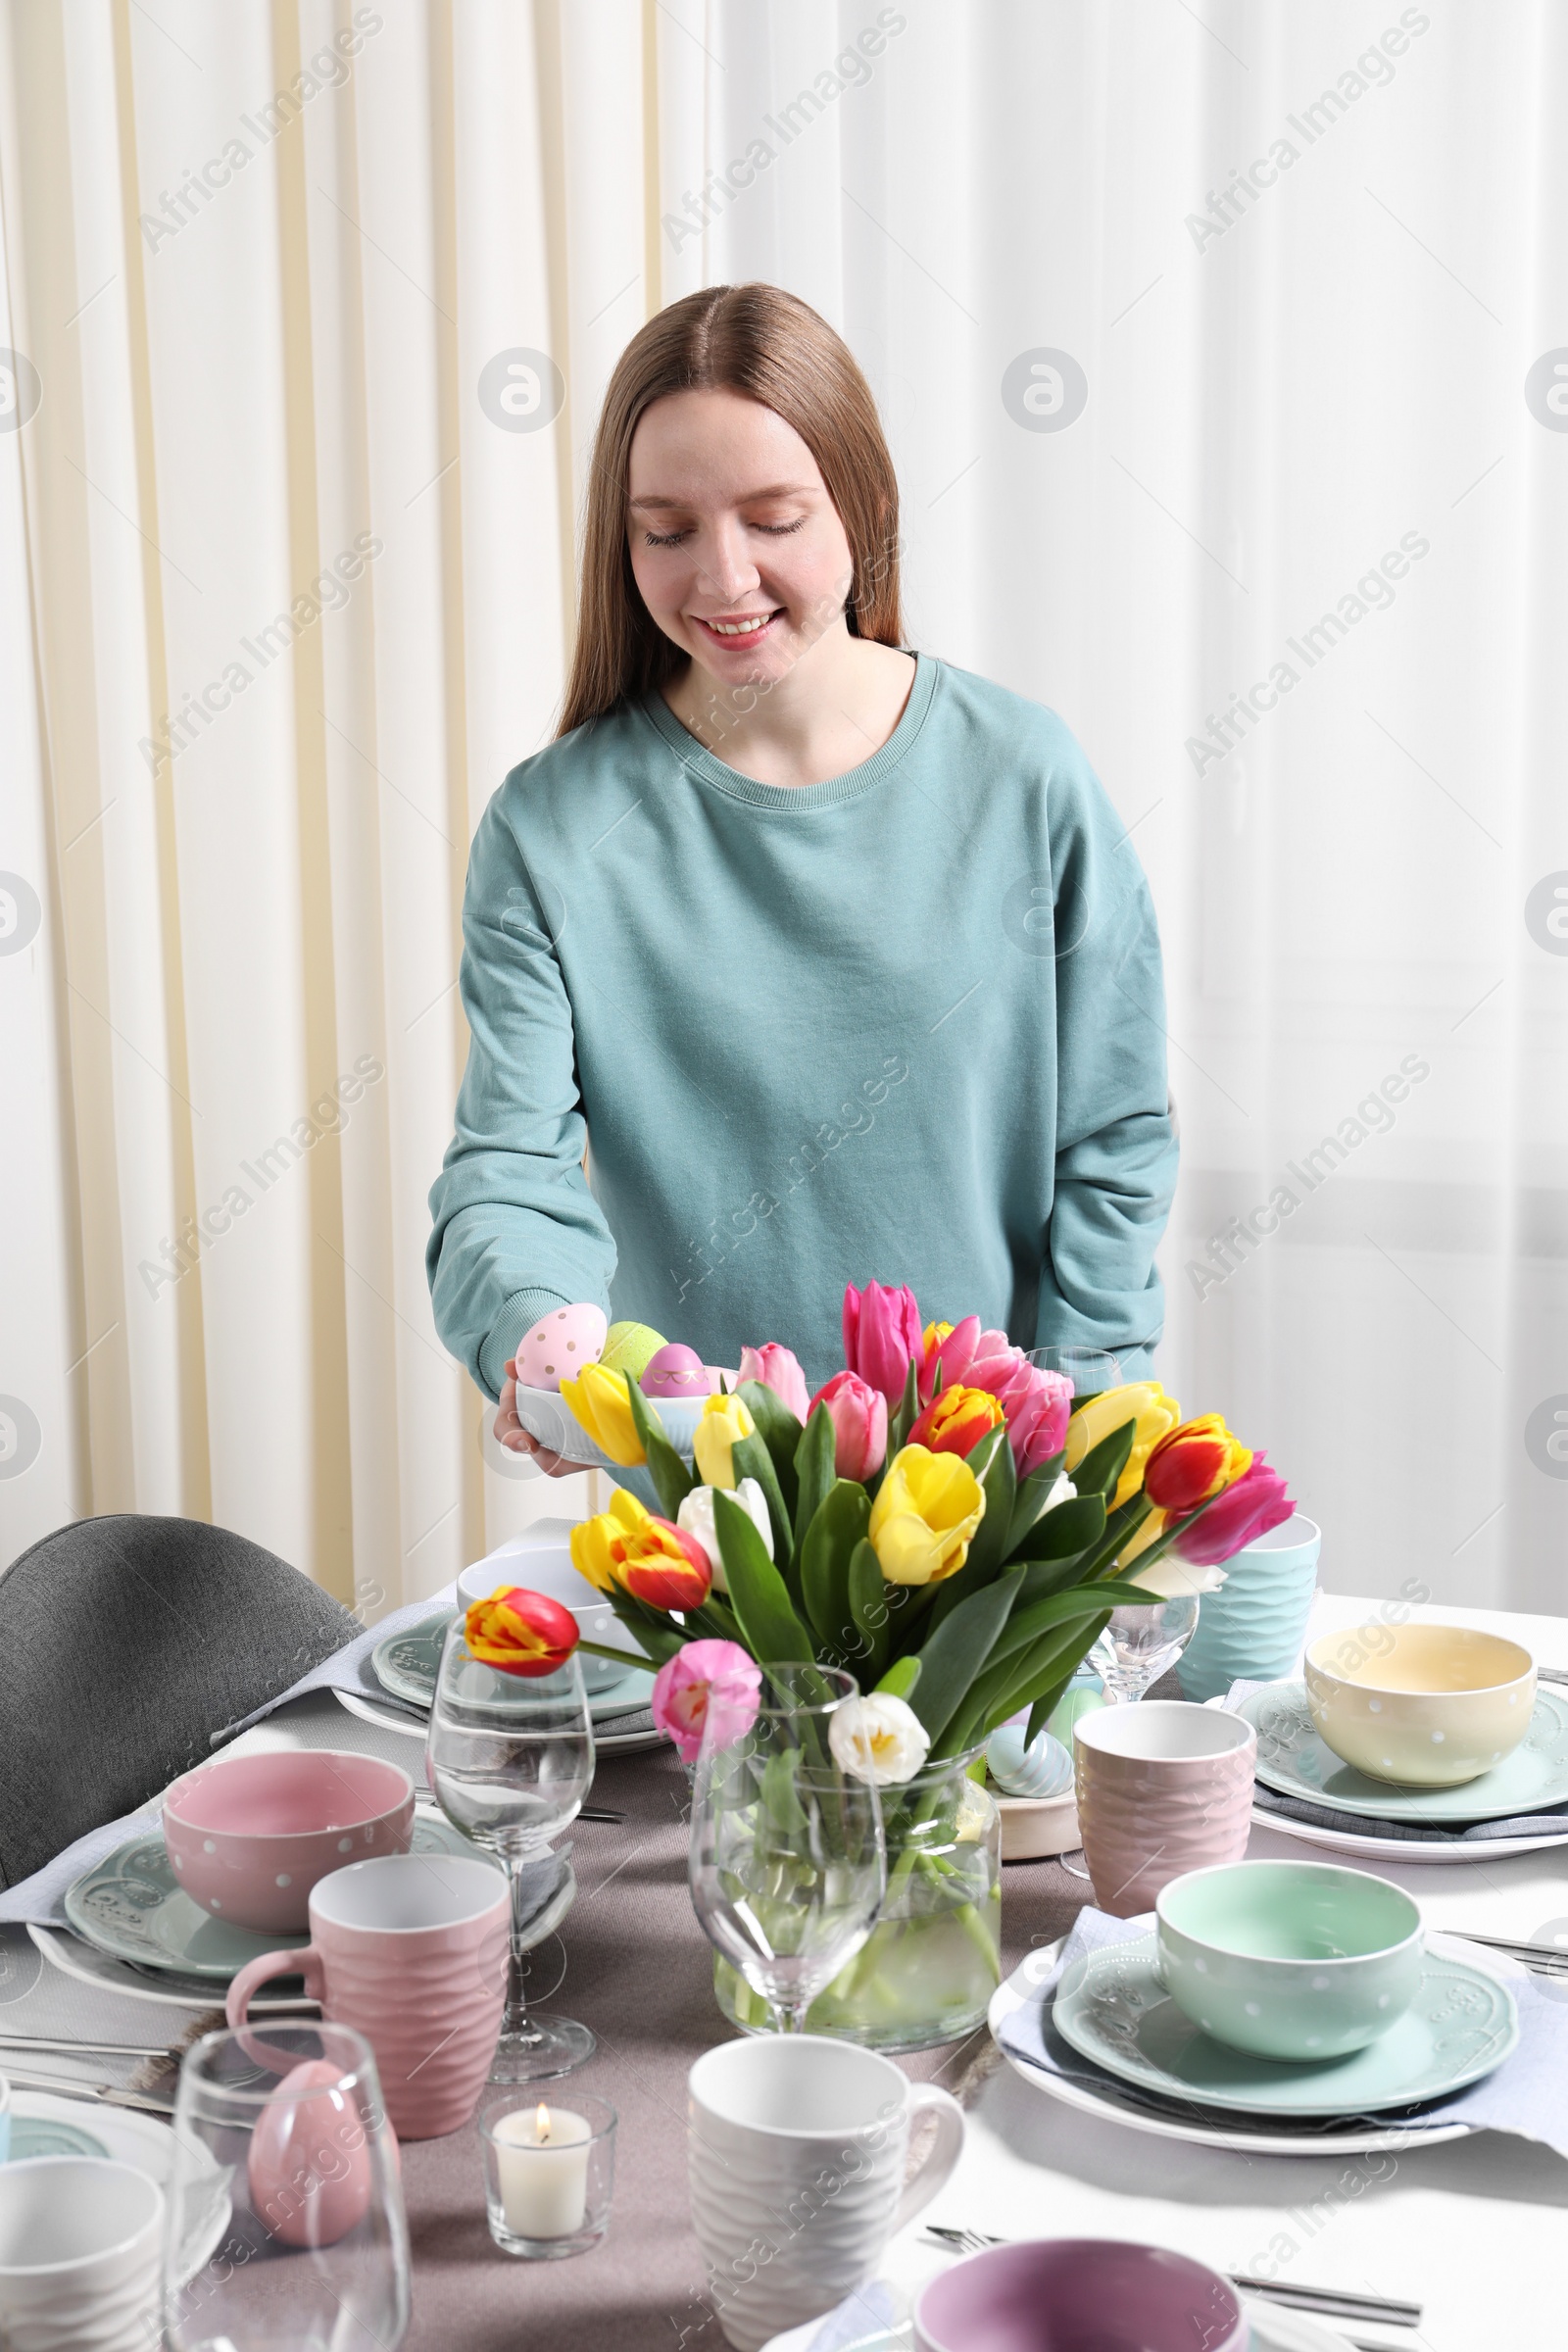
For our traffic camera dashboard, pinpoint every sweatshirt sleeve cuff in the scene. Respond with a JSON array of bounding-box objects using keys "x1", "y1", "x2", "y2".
[{"x1": 479, "y1": 1287, "x2": 574, "y2": 1401}]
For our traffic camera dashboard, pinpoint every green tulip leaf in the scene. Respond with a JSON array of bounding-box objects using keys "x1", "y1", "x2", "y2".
[
  {"x1": 1004, "y1": 1452, "x2": 1068, "y2": 1554},
  {"x1": 800, "y1": 1480, "x2": 872, "y2": 1658},
  {"x1": 909, "y1": 1565, "x2": 1027, "y2": 1752},
  {"x1": 1008, "y1": 1493, "x2": 1107, "y2": 1568},
  {"x1": 623, "y1": 1379, "x2": 695, "y2": 1518},
  {"x1": 847, "y1": 1539, "x2": 890, "y2": 1681},
  {"x1": 728, "y1": 1433, "x2": 796, "y2": 1587},
  {"x1": 963, "y1": 1422, "x2": 1016, "y2": 1581},
  {"x1": 712, "y1": 1489, "x2": 815, "y2": 1667},
  {"x1": 792, "y1": 1403, "x2": 838, "y2": 1559},
  {"x1": 873, "y1": 1652, "x2": 921, "y2": 1701},
  {"x1": 886, "y1": 1356, "x2": 921, "y2": 1455},
  {"x1": 605, "y1": 1592, "x2": 687, "y2": 1665},
  {"x1": 735, "y1": 1381, "x2": 804, "y2": 1524}
]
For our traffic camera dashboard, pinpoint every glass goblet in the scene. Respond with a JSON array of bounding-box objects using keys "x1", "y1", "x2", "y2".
[
  {"x1": 426, "y1": 1626, "x2": 596, "y2": 2082},
  {"x1": 164, "y1": 2021, "x2": 409, "y2": 2352},
  {"x1": 689, "y1": 1664, "x2": 887, "y2": 2034},
  {"x1": 1094, "y1": 1595, "x2": 1200, "y2": 1703}
]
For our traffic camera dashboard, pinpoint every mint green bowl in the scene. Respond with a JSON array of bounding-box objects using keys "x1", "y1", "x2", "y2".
[{"x1": 1155, "y1": 1860, "x2": 1423, "y2": 2062}]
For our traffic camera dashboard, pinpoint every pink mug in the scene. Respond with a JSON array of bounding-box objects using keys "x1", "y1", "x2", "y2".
[
  {"x1": 1073, "y1": 1701, "x2": 1257, "y2": 1918},
  {"x1": 226, "y1": 1852, "x2": 510, "y2": 2138}
]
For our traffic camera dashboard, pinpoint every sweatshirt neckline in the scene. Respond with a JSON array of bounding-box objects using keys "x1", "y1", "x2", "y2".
[{"x1": 637, "y1": 652, "x2": 938, "y2": 809}]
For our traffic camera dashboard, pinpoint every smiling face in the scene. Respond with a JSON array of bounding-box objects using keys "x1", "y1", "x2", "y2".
[{"x1": 625, "y1": 386, "x2": 856, "y2": 690}]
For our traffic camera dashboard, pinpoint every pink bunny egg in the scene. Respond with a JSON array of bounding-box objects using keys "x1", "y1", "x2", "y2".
[
  {"x1": 514, "y1": 1303, "x2": 608, "y2": 1393},
  {"x1": 247, "y1": 2058, "x2": 397, "y2": 2247}
]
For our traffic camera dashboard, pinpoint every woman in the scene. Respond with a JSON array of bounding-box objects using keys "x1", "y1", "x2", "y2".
[{"x1": 426, "y1": 283, "x2": 1177, "y2": 1471}]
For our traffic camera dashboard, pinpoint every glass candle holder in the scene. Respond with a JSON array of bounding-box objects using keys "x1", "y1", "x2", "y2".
[{"x1": 478, "y1": 2091, "x2": 616, "y2": 2260}]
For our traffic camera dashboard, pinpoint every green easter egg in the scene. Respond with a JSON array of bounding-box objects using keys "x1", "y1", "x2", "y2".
[
  {"x1": 600, "y1": 1321, "x2": 667, "y2": 1382},
  {"x1": 1047, "y1": 1679, "x2": 1106, "y2": 1746}
]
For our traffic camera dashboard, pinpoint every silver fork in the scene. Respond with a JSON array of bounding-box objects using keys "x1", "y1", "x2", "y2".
[{"x1": 921, "y1": 2228, "x2": 1421, "y2": 2334}]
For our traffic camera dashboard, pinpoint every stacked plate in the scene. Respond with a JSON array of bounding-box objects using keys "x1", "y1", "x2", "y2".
[
  {"x1": 1239, "y1": 1680, "x2": 1568, "y2": 1862},
  {"x1": 989, "y1": 1928, "x2": 1520, "y2": 2155},
  {"x1": 341, "y1": 1606, "x2": 664, "y2": 1755}
]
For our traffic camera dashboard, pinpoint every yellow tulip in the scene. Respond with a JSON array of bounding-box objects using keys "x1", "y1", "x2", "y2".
[
  {"x1": 1064, "y1": 1382, "x2": 1182, "y2": 1510},
  {"x1": 560, "y1": 1362, "x2": 646, "y2": 1466},
  {"x1": 692, "y1": 1392, "x2": 756, "y2": 1491},
  {"x1": 867, "y1": 1445, "x2": 986, "y2": 1587},
  {"x1": 569, "y1": 1488, "x2": 651, "y2": 1592}
]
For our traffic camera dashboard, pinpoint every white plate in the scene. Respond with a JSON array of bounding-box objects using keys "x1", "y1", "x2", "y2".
[
  {"x1": 28, "y1": 1922, "x2": 312, "y2": 2014},
  {"x1": 1250, "y1": 1799, "x2": 1568, "y2": 1863},
  {"x1": 333, "y1": 1686, "x2": 668, "y2": 1754},
  {"x1": 986, "y1": 1939, "x2": 1481, "y2": 2155},
  {"x1": 759, "y1": 2292, "x2": 1348, "y2": 2350},
  {"x1": 10, "y1": 2093, "x2": 230, "y2": 2283}
]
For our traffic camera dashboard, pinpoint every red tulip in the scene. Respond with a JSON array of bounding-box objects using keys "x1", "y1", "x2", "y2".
[
  {"x1": 842, "y1": 1281, "x2": 923, "y2": 1408},
  {"x1": 1171, "y1": 1452, "x2": 1296, "y2": 1566},
  {"x1": 1145, "y1": 1413, "x2": 1251, "y2": 1515},
  {"x1": 907, "y1": 1385, "x2": 1005, "y2": 1457},
  {"x1": 465, "y1": 1587, "x2": 580, "y2": 1678},
  {"x1": 612, "y1": 1517, "x2": 713, "y2": 1612},
  {"x1": 808, "y1": 1371, "x2": 888, "y2": 1480}
]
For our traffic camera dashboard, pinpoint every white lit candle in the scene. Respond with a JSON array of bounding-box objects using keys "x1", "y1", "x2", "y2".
[{"x1": 494, "y1": 2104, "x2": 591, "y2": 2238}]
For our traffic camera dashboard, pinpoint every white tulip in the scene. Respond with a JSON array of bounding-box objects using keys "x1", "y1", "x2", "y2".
[
  {"x1": 1038, "y1": 1472, "x2": 1076, "y2": 1513},
  {"x1": 829, "y1": 1693, "x2": 932, "y2": 1788},
  {"x1": 1124, "y1": 1554, "x2": 1228, "y2": 1601},
  {"x1": 677, "y1": 1479, "x2": 772, "y2": 1592}
]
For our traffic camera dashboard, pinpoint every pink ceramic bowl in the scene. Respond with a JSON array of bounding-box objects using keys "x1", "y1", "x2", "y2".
[
  {"x1": 915, "y1": 2238, "x2": 1248, "y2": 2352},
  {"x1": 164, "y1": 1751, "x2": 416, "y2": 1933}
]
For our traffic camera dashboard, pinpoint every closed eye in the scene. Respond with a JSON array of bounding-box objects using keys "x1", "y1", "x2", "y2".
[{"x1": 641, "y1": 516, "x2": 808, "y2": 549}]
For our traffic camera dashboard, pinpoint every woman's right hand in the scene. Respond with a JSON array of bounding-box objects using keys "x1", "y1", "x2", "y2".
[{"x1": 494, "y1": 1359, "x2": 593, "y2": 1479}]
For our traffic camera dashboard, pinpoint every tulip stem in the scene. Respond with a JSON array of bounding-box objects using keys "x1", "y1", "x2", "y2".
[{"x1": 576, "y1": 1638, "x2": 663, "y2": 1673}]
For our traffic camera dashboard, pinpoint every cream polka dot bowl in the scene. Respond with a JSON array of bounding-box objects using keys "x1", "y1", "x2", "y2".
[
  {"x1": 1304, "y1": 1621, "x2": 1536, "y2": 1788},
  {"x1": 163, "y1": 1750, "x2": 415, "y2": 1934},
  {"x1": 1155, "y1": 1858, "x2": 1423, "y2": 2061}
]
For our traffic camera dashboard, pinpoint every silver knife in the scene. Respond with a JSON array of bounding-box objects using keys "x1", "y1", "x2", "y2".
[{"x1": 4, "y1": 2070, "x2": 176, "y2": 2117}]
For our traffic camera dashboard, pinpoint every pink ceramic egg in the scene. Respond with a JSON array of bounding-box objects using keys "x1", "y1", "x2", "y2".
[
  {"x1": 641, "y1": 1343, "x2": 713, "y2": 1398},
  {"x1": 514, "y1": 1303, "x2": 608, "y2": 1393},
  {"x1": 247, "y1": 2059, "x2": 398, "y2": 2247}
]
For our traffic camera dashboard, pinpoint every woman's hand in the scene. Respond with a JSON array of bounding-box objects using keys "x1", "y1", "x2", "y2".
[{"x1": 494, "y1": 1359, "x2": 593, "y2": 1479}]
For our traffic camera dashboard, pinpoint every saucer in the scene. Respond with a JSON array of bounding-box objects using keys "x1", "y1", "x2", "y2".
[
  {"x1": 1240, "y1": 1681, "x2": 1568, "y2": 1823},
  {"x1": 9, "y1": 2095, "x2": 229, "y2": 2282},
  {"x1": 371, "y1": 1609, "x2": 659, "y2": 1725},
  {"x1": 1052, "y1": 1931, "x2": 1517, "y2": 2117},
  {"x1": 65, "y1": 1814, "x2": 506, "y2": 1981},
  {"x1": 759, "y1": 2292, "x2": 1349, "y2": 2351}
]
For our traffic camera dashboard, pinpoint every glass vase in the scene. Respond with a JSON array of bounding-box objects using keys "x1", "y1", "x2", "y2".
[{"x1": 713, "y1": 1748, "x2": 1001, "y2": 2053}]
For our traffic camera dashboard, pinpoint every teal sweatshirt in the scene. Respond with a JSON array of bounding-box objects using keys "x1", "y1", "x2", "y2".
[{"x1": 428, "y1": 656, "x2": 1178, "y2": 1400}]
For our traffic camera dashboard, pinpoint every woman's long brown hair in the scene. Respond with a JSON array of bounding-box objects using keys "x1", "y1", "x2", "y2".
[{"x1": 557, "y1": 284, "x2": 905, "y2": 738}]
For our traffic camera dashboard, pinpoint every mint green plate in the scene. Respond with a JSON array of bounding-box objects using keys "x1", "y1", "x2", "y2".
[
  {"x1": 65, "y1": 1815, "x2": 501, "y2": 1981},
  {"x1": 371, "y1": 1609, "x2": 657, "y2": 1726},
  {"x1": 1241, "y1": 1682, "x2": 1568, "y2": 1823},
  {"x1": 1053, "y1": 1933, "x2": 1517, "y2": 2116}
]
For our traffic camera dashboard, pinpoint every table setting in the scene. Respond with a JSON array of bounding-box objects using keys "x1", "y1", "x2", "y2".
[{"x1": 0, "y1": 1283, "x2": 1564, "y2": 2348}]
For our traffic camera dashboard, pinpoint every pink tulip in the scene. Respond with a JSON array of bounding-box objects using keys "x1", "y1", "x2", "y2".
[
  {"x1": 1171, "y1": 1451, "x2": 1296, "y2": 1566},
  {"x1": 918, "y1": 1314, "x2": 982, "y2": 1402},
  {"x1": 737, "y1": 1343, "x2": 810, "y2": 1423},
  {"x1": 651, "y1": 1639, "x2": 762, "y2": 1763},
  {"x1": 842, "y1": 1280, "x2": 923, "y2": 1408},
  {"x1": 808, "y1": 1370, "x2": 888, "y2": 1480},
  {"x1": 963, "y1": 1347, "x2": 1074, "y2": 1477}
]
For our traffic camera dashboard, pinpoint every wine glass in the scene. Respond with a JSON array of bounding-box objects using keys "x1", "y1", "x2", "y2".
[
  {"x1": 1026, "y1": 1346, "x2": 1124, "y2": 1405},
  {"x1": 1094, "y1": 1595, "x2": 1200, "y2": 1703},
  {"x1": 426, "y1": 1625, "x2": 596, "y2": 2082},
  {"x1": 689, "y1": 1664, "x2": 887, "y2": 2033},
  {"x1": 164, "y1": 2021, "x2": 409, "y2": 2351}
]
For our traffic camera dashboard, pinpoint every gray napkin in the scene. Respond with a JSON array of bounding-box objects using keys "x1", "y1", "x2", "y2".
[
  {"x1": 994, "y1": 1905, "x2": 1568, "y2": 2157},
  {"x1": 1221, "y1": 1679, "x2": 1568, "y2": 1843}
]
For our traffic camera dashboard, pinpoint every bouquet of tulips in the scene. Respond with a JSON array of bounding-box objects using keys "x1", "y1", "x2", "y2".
[{"x1": 550, "y1": 1279, "x2": 1294, "y2": 1784}]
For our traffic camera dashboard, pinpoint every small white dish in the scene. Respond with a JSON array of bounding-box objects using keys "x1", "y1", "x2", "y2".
[{"x1": 994, "y1": 1788, "x2": 1081, "y2": 1861}]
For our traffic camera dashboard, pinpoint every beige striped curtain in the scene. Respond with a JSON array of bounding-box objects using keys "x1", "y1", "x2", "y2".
[{"x1": 4, "y1": 2, "x2": 1565, "y2": 1615}]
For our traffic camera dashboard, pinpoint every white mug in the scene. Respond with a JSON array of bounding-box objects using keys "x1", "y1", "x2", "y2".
[
  {"x1": 688, "y1": 2035, "x2": 965, "y2": 2352},
  {"x1": 0, "y1": 2158, "x2": 164, "y2": 2352}
]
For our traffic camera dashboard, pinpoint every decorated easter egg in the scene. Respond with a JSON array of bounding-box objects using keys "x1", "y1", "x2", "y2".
[
  {"x1": 1046, "y1": 1669, "x2": 1106, "y2": 1748},
  {"x1": 985, "y1": 1725, "x2": 1074, "y2": 1799},
  {"x1": 247, "y1": 2059, "x2": 395, "y2": 2246},
  {"x1": 641, "y1": 1343, "x2": 712, "y2": 1398},
  {"x1": 514, "y1": 1303, "x2": 608, "y2": 1394},
  {"x1": 600, "y1": 1321, "x2": 666, "y2": 1383}
]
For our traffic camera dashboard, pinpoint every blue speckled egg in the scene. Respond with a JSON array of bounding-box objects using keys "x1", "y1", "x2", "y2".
[{"x1": 986, "y1": 1725, "x2": 1074, "y2": 1798}]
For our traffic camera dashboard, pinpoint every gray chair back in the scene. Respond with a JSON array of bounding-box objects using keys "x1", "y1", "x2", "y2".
[{"x1": 0, "y1": 1514, "x2": 361, "y2": 1887}]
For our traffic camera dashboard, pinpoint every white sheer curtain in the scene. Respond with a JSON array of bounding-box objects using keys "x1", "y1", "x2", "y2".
[{"x1": 3, "y1": 0, "x2": 1564, "y2": 1616}]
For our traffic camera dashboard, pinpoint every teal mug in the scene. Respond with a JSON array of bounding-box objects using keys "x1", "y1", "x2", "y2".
[{"x1": 1178, "y1": 1513, "x2": 1320, "y2": 1704}]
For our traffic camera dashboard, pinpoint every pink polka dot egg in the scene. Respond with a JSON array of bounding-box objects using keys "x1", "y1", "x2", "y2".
[{"x1": 514, "y1": 1303, "x2": 608, "y2": 1393}]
